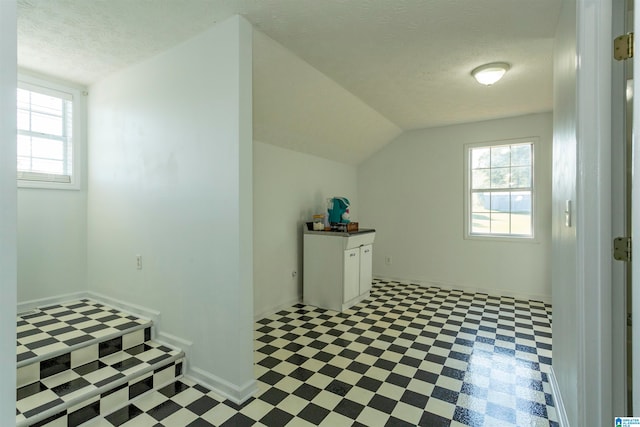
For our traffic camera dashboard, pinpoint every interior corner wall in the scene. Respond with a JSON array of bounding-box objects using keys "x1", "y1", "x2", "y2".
[
  {"x1": 253, "y1": 141, "x2": 358, "y2": 319},
  {"x1": 87, "y1": 16, "x2": 255, "y2": 400},
  {"x1": 358, "y1": 113, "x2": 553, "y2": 301},
  {"x1": 0, "y1": 0, "x2": 17, "y2": 423}
]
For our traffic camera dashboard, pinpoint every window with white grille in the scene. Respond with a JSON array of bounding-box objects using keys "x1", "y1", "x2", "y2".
[
  {"x1": 465, "y1": 139, "x2": 536, "y2": 239},
  {"x1": 17, "y1": 78, "x2": 80, "y2": 188}
]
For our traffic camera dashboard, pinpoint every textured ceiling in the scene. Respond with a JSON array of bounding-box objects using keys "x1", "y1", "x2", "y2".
[
  {"x1": 17, "y1": 0, "x2": 562, "y2": 163},
  {"x1": 253, "y1": 30, "x2": 402, "y2": 165}
]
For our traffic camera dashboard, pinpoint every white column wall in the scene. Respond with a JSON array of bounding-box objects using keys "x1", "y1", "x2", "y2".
[
  {"x1": 87, "y1": 16, "x2": 255, "y2": 402},
  {"x1": 0, "y1": 0, "x2": 17, "y2": 423}
]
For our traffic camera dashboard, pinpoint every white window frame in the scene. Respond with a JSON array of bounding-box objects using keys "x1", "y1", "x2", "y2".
[
  {"x1": 17, "y1": 74, "x2": 83, "y2": 190},
  {"x1": 463, "y1": 137, "x2": 538, "y2": 242}
]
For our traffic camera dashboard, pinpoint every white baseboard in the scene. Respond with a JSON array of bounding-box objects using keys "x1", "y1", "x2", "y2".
[
  {"x1": 374, "y1": 275, "x2": 552, "y2": 304},
  {"x1": 548, "y1": 367, "x2": 570, "y2": 427},
  {"x1": 18, "y1": 291, "x2": 89, "y2": 314},
  {"x1": 157, "y1": 331, "x2": 193, "y2": 362},
  {"x1": 254, "y1": 296, "x2": 302, "y2": 321},
  {"x1": 186, "y1": 367, "x2": 259, "y2": 405}
]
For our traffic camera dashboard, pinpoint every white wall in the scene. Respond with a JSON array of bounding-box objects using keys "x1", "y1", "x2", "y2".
[
  {"x1": 87, "y1": 16, "x2": 255, "y2": 403},
  {"x1": 18, "y1": 192, "x2": 87, "y2": 303},
  {"x1": 253, "y1": 141, "x2": 358, "y2": 319},
  {"x1": 0, "y1": 1, "x2": 17, "y2": 424},
  {"x1": 551, "y1": 1, "x2": 578, "y2": 421},
  {"x1": 358, "y1": 113, "x2": 552, "y2": 301}
]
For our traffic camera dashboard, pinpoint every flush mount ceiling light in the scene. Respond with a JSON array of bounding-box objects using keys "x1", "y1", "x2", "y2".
[{"x1": 471, "y1": 62, "x2": 510, "y2": 86}]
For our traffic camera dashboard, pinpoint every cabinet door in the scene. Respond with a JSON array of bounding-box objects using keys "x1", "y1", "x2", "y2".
[
  {"x1": 359, "y1": 244, "x2": 373, "y2": 294},
  {"x1": 343, "y1": 248, "x2": 360, "y2": 302}
]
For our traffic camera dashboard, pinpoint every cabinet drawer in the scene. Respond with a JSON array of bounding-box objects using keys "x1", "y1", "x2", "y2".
[{"x1": 344, "y1": 232, "x2": 375, "y2": 249}]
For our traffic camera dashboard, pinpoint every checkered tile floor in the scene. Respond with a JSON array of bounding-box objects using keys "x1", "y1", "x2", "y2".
[
  {"x1": 16, "y1": 341, "x2": 183, "y2": 426},
  {"x1": 17, "y1": 299, "x2": 151, "y2": 365},
  {"x1": 90, "y1": 279, "x2": 557, "y2": 426}
]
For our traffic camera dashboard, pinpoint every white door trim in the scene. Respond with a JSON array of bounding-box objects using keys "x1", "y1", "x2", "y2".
[{"x1": 575, "y1": 0, "x2": 613, "y2": 424}]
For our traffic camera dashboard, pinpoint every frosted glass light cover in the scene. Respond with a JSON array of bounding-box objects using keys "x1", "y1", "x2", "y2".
[{"x1": 472, "y1": 63, "x2": 510, "y2": 85}]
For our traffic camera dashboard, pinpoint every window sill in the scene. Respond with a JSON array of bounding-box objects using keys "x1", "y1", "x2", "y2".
[
  {"x1": 18, "y1": 179, "x2": 80, "y2": 190},
  {"x1": 464, "y1": 234, "x2": 539, "y2": 244}
]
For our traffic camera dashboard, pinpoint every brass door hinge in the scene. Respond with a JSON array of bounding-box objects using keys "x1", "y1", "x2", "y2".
[
  {"x1": 614, "y1": 236, "x2": 632, "y2": 262},
  {"x1": 614, "y1": 32, "x2": 634, "y2": 61}
]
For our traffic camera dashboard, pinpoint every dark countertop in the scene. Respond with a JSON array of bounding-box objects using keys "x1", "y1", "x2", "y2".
[{"x1": 303, "y1": 227, "x2": 376, "y2": 237}]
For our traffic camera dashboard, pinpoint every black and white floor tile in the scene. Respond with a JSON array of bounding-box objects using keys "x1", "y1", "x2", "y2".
[
  {"x1": 16, "y1": 341, "x2": 183, "y2": 426},
  {"x1": 90, "y1": 279, "x2": 557, "y2": 426},
  {"x1": 14, "y1": 299, "x2": 180, "y2": 427},
  {"x1": 17, "y1": 299, "x2": 151, "y2": 365}
]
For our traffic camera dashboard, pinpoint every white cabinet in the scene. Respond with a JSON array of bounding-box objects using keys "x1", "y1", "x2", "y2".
[{"x1": 303, "y1": 228, "x2": 375, "y2": 312}]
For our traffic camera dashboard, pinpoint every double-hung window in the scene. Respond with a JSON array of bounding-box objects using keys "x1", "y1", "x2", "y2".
[
  {"x1": 17, "y1": 77, "x2": 80, "y2": 189},
  {"x1": 465, "y1": 138, "x2": 536, "y2": 239}
]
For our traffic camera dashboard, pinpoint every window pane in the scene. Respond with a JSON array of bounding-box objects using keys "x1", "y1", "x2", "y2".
[
  {"x1": 17, "y1": 135, "x2": 31, "y2": 157},
  {"x1": 17, "y1": 88, "x2": 30, "y2": 109},
  {"x1": 471, "y1": 192, "x2": 490, "y2": 212},
  {"x1": 472, "y1": 169, "x2": 490, "y2": 189},
  {"x1": 30, "y1": 92, "x2": 63, "y2": 116},
  {"x1": 491, "y1": 146, "x2": 510, "y2": 167},
  {"x1": 511, "y1": 143, "x2": 532, "y2": 166},
  {"x1": 490, "y1": 192, "x2": 510, "y2": 212},
  {"x1": 490, "y1": 167, "x2": 510, "y2": 188},
  {"x1": 471, "y1": 213, "x2": 491, "y2": 234},
  {"x1": 31, "y1": 111, "x2": 63, "y2": 136},
  {"x1": 510, "y1": 191, "x2": 532, "y2": 236},
  {"x1": 17, "y1": 156, "x2": 31, "y2": 171},
  {"x1": 511, "y1": 212, "x2": 532, "y2": 235},
  {"x1": 17, "y1": 109, "x2": 30, "y2": 131},
  {"x1": 490, "y1": 212, "x2": 510, "y2": 234},
  {"x1": 471, "y1": 147, "x2": 490, "y2": 169},
  {"x1": 31, "y1": 158, "x2": 63, "y2": 174},
  {"x1": 511, "y1": 166, "x2": 531, "y2": 188},
  {"x1": 511, "y1": 191, "x2": 531, "y2": 213},
  {"x1": 31, "y1": 137, "x2": 64, "y2": 161}
]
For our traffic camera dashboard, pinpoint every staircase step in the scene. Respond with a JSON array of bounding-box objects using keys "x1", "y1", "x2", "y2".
[
  {"x1": 16, "y1": 340, "x2": 184, "y2": 427},
  {"x1": 17, "y1": 326, "x2": 153, "y2": 391},
  {"x1": 17, "y1": 299, "x2": 152, "y2": 370}
]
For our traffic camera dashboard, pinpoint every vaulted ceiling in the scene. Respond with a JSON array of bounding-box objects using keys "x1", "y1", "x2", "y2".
[{"x1": 18, "y1": 0, "x2": 562, "y2": 164}]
